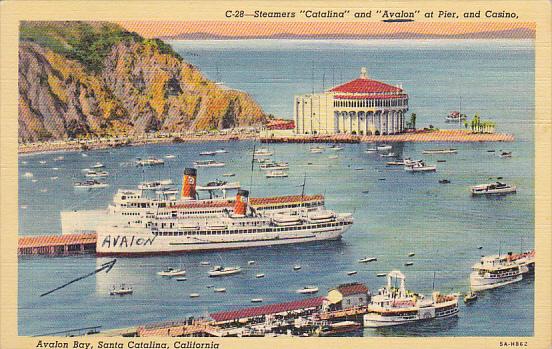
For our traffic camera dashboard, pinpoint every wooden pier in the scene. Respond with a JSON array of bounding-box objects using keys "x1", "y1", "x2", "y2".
[{"x1": 18, "y1": 233, "x2": 97, "y2": 256}]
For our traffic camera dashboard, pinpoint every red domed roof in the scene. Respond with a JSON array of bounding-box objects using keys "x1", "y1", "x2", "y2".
[{"x1": 330, "y1": 78, "x2": 402, "y2": 94}]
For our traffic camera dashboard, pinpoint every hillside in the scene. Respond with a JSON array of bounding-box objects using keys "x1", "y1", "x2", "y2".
[{"x1": 18, "y1": 21, "x2": 266, "y2": 142}]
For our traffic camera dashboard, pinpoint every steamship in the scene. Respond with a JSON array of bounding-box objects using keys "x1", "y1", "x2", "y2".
[
  {"x1": 96, "y1": 189, "x2": 353, "y2": 255},
  {"x1": 61, "y1": 168, "x2": 328, "y2": 235}
]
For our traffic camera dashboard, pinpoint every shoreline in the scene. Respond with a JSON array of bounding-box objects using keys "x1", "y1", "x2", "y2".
[
  {"x1": 18, "y1": 129, "x2": 514, "y2": 156},
  {"x1": 262, "y1": 129, "x2": 514, "y2": 144}
]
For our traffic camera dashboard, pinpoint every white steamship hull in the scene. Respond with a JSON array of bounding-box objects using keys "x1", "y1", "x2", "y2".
[{"x1": 96, "y1": 224, "x2": 350, "y2": 256}]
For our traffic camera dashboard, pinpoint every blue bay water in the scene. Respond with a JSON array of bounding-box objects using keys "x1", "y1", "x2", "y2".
[{"x1": 18, "y1": 39, "x2": 534, "y2": 336}]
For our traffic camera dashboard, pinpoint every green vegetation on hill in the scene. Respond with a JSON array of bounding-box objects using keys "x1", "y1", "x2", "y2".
[{"x1": 20, "y1": 21, "x2": 180, "y2": 74}]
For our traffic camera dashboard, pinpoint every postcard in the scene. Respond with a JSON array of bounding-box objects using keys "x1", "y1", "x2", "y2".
[{"x1": 1, "y1": 1, "x2": 551, "y2": 349}]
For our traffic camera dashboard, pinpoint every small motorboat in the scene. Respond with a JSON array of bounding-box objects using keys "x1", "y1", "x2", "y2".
[
  {"x1": 329, "y1": 145, "x2": 344, "y2": 151},
  {"x1": 74, "y1": 180, "x2": 109, "y2": 189},
  {"x1": 309, "y1": 146, "x2": 324, "y2": 154},
  {"x1": 110, "y1": 284, "x2": 133, "y2": 296},
  {"x1": 157, "y1": 267, "x2": 186, "y2": 277},
  {"x1": 358, "y1": 257, "x2": 377, "y2": 263},
  {"x1": 215, "y1": 149, "x2": 228, "y2": 154},
  {"x1": 364, "y1": 148, "x2": 377, "y2": 154},
  {"x1": 478, "y1": 246, "x2": 483, "y2": 250},
  {"x1": 200, "y1": 261, "x2": 210, "y2": 266},
  {"x1": 206, "y1": 285, "x2": 214, "y2": 289},
  {"x1": 260, "y1": 162, "x2": 289, "y2": 170},
  {"x1": 318, "y1": 321, "x2": 361, "y2": 336},
  {"x1": 376, "y1": 273, "x2": 387, "y2": 277},
  {"x1": 194, "y1": 160, "x2": 225, "y2": 168},
  {"x1": 248, "y1": 260, "x2": 256, "y2": 265},
  {"x1": 208, "y1": 266, "x2": 241, "y2": 277},
  {"x1": 175, "y1": 277, "x2": 187, "y2": 282},
  {"x1": 296, "y1": 286, "x2": 319, "y2": 294},
  {"x1": 377, "y1": 144, "x2": 392, "y2": 151},
  {"x1": 386, "y1": 160, "x2": 407, "y2": 166},
  {"x1": 404, "y1": 161, "x2": 437, "y2": 172},
  {"x1": 438, "y1": 179, "x2": 451, "y2": 184},
  {"x1": 255, "y1": 273, "x2": 265, "y2": 278},
  {"x1": 23, "y1": 172, "x2": 34, "y2": 178},
  {"x1": 404, "y1": 262, "x2": 414, "y2": 266},
  {"x1": 437, "y1": 159, "x2": 447, "y2": 163},
  {"x1": 222, "y1": 173, "x2": 236, "y2": 177},
  {"x1": 464, "y1": 291, "x2": 478, "y2": 304},
  {"x1": 379, "y1": 152, "x2": 396, "y2": 158},
  {"x1": 91, "y1": 162, "x2": 105, "y2": 169},
  {"x1": 251, "y1": 298, "x2": 263, "y2": 303},
  {"x1": 470, "y1": 182, "x2": 516, "y2": 195},
  {"x1": 138, "y1": 179, "x2": 173, "y2": 190},
  {"x1": 362, "y1": 190, "x2": 369, "y2": 194},
  {"x1": 136, "y1": 158, "x2": 164, "y2": 166},
  {"x1": 328, "y1": 155, "x2": 339, "y2": 160},
  {"x1": 422, "y1": 148, "x2": 457, "y2": 154},
  {"x1": 214, "y1": 288, "x2": 227, "y2": 293},
  {"x1": 253, "y1": 148, "x2": 274, "y2": 157},
  {"x1": 199, "y1": 151, "x2": 217, "y2": 156},
  {"x1": 499, "y1": 151, "x2": 512, "y2": 158},
  {"x1": 293, "y1": 265, "x2": 302, "y2": 271},
  {"x1": 189, "y1": 293, "x2": 200, "y2": 298},
  {"x1": 266, "y1": 170, "x2": 288, "y2": 178},
  {"x1": 445, "y1": 111, "x2": 466, "y2": 122},
  {"x1": 347, "y1": 271, "x2": 358, "y2": 276},
  {"x1": 408, "y1": 253, "x2": 416, "y2": 257},
  {"x1": 487, "y1": 149, "x2": 496, "y2": 153},
  {"x1": 164, "y1": 154, "x2": 176, "y2": 159}
]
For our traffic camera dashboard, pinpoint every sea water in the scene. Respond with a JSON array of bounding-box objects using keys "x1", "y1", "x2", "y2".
[{"x1": 18, "y1": 39, "x2": 534, "y2": 336}]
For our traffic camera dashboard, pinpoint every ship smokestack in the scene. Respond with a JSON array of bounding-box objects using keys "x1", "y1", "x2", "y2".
[
  {"x1": 234, "y1": 189, "x2": 249, "y2": 216},
  {"x1": 181, "y1": 168, "x2": 197, "y2": 200}
]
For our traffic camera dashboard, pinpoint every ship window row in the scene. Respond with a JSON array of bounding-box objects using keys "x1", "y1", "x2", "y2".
[
  {"x1": 152, "y1": 222, "x2": 342, "y2": 236},
  {"x1": 257, "y1": 201, "x2": 322, "y2": 210},
  {"x1": 488, "y1": 270, "x2": 519, "y2": 278},
  {"x1": 437, "y1": 305, "x2": 458, "y2": 312},
  {"x1": 333, "y1": 98, "x2": 407, "y2": 108}
]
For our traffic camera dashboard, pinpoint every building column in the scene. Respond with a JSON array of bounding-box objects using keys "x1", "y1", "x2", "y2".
[{"x1": 390, "y1": 111, "x2": 395, "y2": 135}]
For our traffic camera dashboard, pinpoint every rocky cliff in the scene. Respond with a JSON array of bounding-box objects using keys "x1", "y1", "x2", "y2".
[{"x1": 18, "y1": 21, "x2": 266, "y2": 142}]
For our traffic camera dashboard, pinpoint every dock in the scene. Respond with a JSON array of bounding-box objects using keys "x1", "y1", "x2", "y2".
[
  {"x1": 261, "y1": 129, "x2": 514, "y2": 144},
  {"x1": 18, "y1": 233, "x2": 96, "y2": 256}
]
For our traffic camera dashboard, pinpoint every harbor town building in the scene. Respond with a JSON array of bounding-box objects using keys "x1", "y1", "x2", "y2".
[{"x1": 294, "y1": 68, "x2": 409, "y2": 135}]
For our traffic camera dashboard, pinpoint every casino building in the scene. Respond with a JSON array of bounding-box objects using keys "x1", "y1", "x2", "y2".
[{"x1": 294, "y1": 67, "x2": 409, "y2": 135}]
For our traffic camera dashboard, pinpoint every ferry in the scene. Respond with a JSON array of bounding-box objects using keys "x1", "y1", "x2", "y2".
[
  {"x1": 61, "y1": 168, "x2": 328, "y2": 235},
  {"x1": 74, "y1": 180, "x2": 108, "y2": 189},
  {"x1": 422, "y1": 148, "x2": 457, "y2": 155},
  {"x1": 194, "y1": 160, "x2": 225, "y2": 168},
  {"x1": 136, "y1": 158, "x2": 164, "y2": 166},
  {"x1": 95, "y1": 189, "x2": 353, "y2": 255},
  {"x1": 363, "y1": 271, "x2": 459, "y2": 327},
  {"x1": 470, "y1": 252, "x2": 529, "y2": 291},
  {"x1": 470, "y1": 182, "x2": 516, "y2": 195}
]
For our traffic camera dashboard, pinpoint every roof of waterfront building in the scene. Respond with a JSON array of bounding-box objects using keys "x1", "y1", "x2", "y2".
[
  {"x1": 334, "y1": 94, "x2": 407, "y2": 100},
  {"x1": 329, "y1": 67, "x2": 403, "y2": 94},
  {"x1": 334, "y1": 282, "x2": 370, "y2": 296},
  {"x1": 210, "y1": 296, "x2": 325, "y2": 322}
]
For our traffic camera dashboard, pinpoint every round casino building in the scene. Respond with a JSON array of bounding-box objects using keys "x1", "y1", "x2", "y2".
[{"x1": 294, "y1": 67, "x2": 409, "y2": 135}]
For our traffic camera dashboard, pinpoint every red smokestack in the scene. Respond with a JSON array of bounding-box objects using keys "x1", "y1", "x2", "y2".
[
  {"x1": 234, "y1": 189, "x2": 249, "y2": 216},
  {"x1": 181, "y1": 168, "x2": 197, "y2": 199}
]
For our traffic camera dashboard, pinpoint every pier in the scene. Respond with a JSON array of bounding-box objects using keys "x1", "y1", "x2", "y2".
[
  {"x1": 261, "y1": 129, "x2": 514, "y2": 144},
  {"x1": 18, "y1": 233, "x2": 96, "y2": 256}
]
